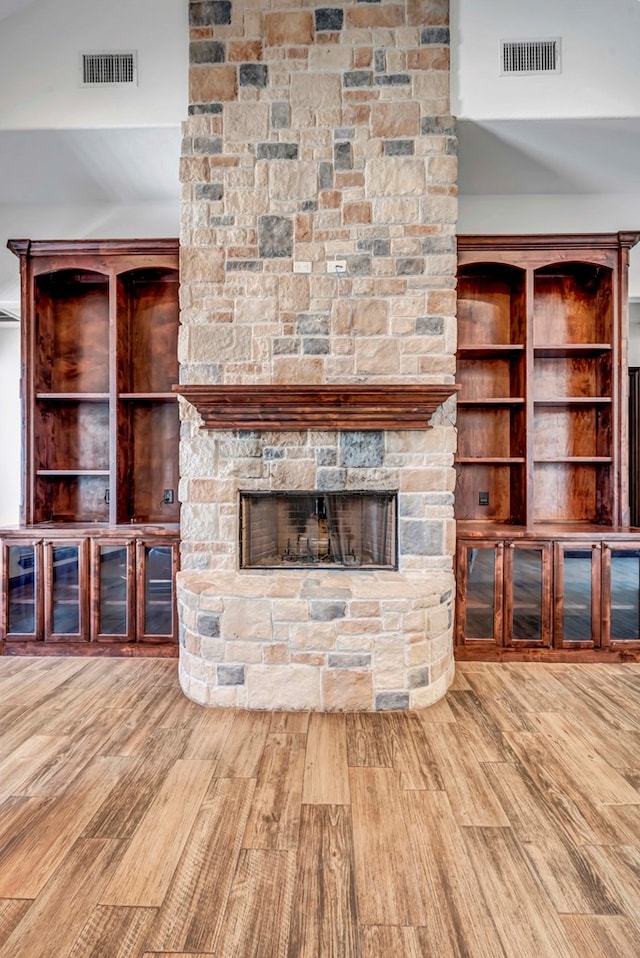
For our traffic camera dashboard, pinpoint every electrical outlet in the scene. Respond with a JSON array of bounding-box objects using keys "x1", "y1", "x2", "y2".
[
  {"x1": 327, "y1": 259, "x2": 347, "y2": 274},
  {"x1": 478, "y1": 491, "x2": 489, "y2": 506},
  {"x1": 163, "y1": 489, "x2": 174, "y2": 504}
]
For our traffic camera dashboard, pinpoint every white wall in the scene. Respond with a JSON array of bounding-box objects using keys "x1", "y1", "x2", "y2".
[
  {"x1": 0, "y1": 327, "x2": 21, "y2": 526},
  {"x1": 451, "y1": 0, "x2": 640, "y2": 119},
  {"x1": 458, "y1": 193, "x2": 640, "y2": 299},
  {"x1": 0, "y1": 0, "x2": 187, "y2": 128}
]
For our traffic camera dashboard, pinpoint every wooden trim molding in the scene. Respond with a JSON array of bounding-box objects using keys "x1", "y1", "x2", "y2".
[{"x1": 174, "y1": 384, "x2": 460, "y2": 430}]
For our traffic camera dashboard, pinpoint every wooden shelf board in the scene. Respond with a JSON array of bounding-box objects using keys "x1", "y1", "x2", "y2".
[
  {"x1": 457, "y1": 457, "x2": 525, "y2": 464},
  {"x1": 175, "y1": 384, "x2": 460, "y2": 430},
  {"x1": 458, "y1": 344, "x2": 525, "y2": 356},
  {"x1": 458, "y1": 398, "x2": 525, "y2": 406},
  {"x1": 534, "y1": 457, "x2": 612, "y2": 464},
  {"x1": 37, "y1": 470, "x2": 110, "y2": 477},
  {"x1": 534, "y1": 397, "x2": 612, "y2": 405},
  {"x1": 534, "y1": 343, "x2": 612, "y2": 356},
  {"x1": 36, "y1": 393, "x2": 109, "y2": 402},
  {"x1": 118, "y1": 393, "x2": 177, "y2": 401}
]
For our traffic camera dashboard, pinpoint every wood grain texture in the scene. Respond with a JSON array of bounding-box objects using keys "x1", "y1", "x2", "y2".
[
  {"x1": 288, "y1": 804, "x2": 359, "y2": 958},
  {"x1": 99, "y1": 759, "x2": 215, "y2": 907},
  {"x1": 0, "y1": 657, "x2": 639, "y2": 957}
]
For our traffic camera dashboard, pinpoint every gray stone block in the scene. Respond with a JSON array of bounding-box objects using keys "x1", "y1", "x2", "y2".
[
  {"x1": 340, "y1": 431, "x2": 384, "y2": 468},
  {"x1": 416, "y1": 316, "x2": 444, "y2": 335},
  {"x1": 315, "y1": 8, "x2": 344, "y2": 31},
  {"x1": 375, "y1": 692, "x2": 410, "y2": 710},
  {"x1": 258, "y1": 215, "x2": 294, "y2": 258},
  {"x1": 217, "y1": 665, "x2": 246, "y2": 686},
  {"x1": 271, "y1": 102, "x2": 290, "y2": 129},
  {"x1": 400, "y1": 519, "x2": 444, "y2": 556},
  {"x1": 189, "y1": 40, "x2": 225, "y2": 64},
  {"x1": 239, "y1": 64, "x2": 268, "y2": 87},
  {"x1": 197, "y1": 611, "x2": 220, "y2": 638},
  {"x1": 310, "y1": 601, "x2": 347, "y2": 621},
  {"x1": 189, "y1": 1, "x2": 232, "y2": 26}
]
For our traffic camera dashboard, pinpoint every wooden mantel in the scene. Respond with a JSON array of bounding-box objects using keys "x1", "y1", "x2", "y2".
[{"x1": 174, "y1": 384, "x2": 460, "y2": 430}]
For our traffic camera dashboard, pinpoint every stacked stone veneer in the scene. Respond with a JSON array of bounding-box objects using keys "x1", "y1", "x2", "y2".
[{"x1": 178, "y1": 0, "x2": 458, "y2": 710}]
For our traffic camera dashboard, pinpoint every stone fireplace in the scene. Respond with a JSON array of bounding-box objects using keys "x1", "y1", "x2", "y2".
[{"x1": 176, "y1": 0, "x2": 458, "y2": 710}]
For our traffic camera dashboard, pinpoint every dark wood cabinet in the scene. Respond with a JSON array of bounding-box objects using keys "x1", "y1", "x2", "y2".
[
  {"x1": 0, "y1": 239, "x2": 180, "y2": 656},
  {"x1": 455, "y1": 233, "x2": 640, "y2": 661}
]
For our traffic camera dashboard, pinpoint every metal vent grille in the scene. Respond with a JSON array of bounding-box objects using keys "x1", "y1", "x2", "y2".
[
  {"x1": 501, "y1": 39, "x2": 561, "y2": 75},
  {"x1": 81, "y1": 52, "x2": 137, "y2": 86}
]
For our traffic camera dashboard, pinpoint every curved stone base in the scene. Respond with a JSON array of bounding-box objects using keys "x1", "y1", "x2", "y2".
[{"x1": 177, "y1": 568, "x2": 455, "y2": 711}]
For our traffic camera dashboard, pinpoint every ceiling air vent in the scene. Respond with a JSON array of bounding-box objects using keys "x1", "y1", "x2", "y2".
[
  {"x1": 501, "y1": 38, "x2": 561, "y2": 75},
  {"x1": 81, "y1": 51, "x2": 137, "y2": 86}
]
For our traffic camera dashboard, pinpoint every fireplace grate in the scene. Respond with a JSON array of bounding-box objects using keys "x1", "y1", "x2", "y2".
[{"x1": 240, "y1": 491, "x2": 397, "y2": 570}]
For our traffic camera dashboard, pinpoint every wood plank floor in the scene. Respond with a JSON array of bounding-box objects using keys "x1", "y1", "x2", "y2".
[{"x1": 1, "y1": 658, "x2": 640, "y2": 956}]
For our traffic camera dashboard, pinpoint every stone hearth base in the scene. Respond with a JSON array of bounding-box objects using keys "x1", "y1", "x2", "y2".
[{"x1": 177, "y1": 567, "x2": 455, "y2": 711}]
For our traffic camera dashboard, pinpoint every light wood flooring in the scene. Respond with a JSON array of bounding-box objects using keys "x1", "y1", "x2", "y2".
[{"x1": 1, "y1": 656, "x2": 640, "y2": 956}]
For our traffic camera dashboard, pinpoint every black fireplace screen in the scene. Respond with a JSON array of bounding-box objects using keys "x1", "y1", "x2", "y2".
[{"x1": 240, "y1": 491, "x2": 397, "y2": 570}]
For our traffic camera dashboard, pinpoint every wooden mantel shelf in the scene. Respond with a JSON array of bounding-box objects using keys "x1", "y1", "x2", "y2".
[{"x1": 174, "y1": 384, "x2": 460, "y2": 430}]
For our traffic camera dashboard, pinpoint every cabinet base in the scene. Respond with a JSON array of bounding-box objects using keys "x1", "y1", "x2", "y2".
[
  {"x1": 1, "y1": 640, "x2": 178, "y2": 658},
  {"x1": 454, "y1": 646, "x2": 640, "y2": 663}
]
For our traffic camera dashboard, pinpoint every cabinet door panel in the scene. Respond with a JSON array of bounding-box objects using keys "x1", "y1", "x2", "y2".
[
  {"x1": 554, "y1": 543, "x2": 600, "y2": 648},
  {"x1": 44, "y1": 540, "x2": 89, "y2": 642},
  {"x1": 456, "y1": 540, "x2": 504, "y2": 646},
  {"x1": 136, "y1": 539, "x2": 178, "y2": 644},
  {"x1": 91, "y1": 540, "x2": 135, "y2": 643},
  {"x1": 602, "y1": 545, "x2": 640, "y2": 647},
  {"x1": 504, "y1": 542, "x2": 552, "y2": 647},
  {"x1": 1, "y1": 540, "x2": 42, "y2": 640}
]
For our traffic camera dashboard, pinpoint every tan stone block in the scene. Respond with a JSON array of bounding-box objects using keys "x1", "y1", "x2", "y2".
[
  {"x1": 372, "y1": 196, "x2": 421, "y2": 225},
  {"x1": 228, "y1": 40, "x2": 263, "y2": 62},
  {"x1": 273, "y1": 600, "x2": 310, "y2": 622},
  {"x1": 270, "y1": 460, "x2": 317, "y2": 491},
  {"x1": 347, "y1": 4, "x2": 404, "y2": 27},
  {"x1": 354, "y1": 47, "x2": 373, "y2": 68},
  {"x1": 309, "y1": 44, "x2": 353, "y2": 71},
  {"x1": 224, "y1": 102, "x2": 269, "y2": 140},
  {"x1": 180, "y1": 246, "x2": 225, "y2": 283},
  {"x1": 343, "y1": 202, "x2": 371, "y2": 225},
  {"x1": 208, "y1": 686, "x2": 241, "y2": 708},
  {"x1": 246, "y1": 665, "x2": 321, "y2": 710},
  {"x1": 269, "y1": 161, "x2": 318, "y2": 200},
  {"x1": 225, "y1": 641, "x2": 263, "y2": 665},
  {"x1": 264, "y1": 643, "x2": 290, "y2": 665},
  {"x1": 407, "y1": 47, "x2": 450, "y2": 71},
  {"x1": 291, "y1": 652, "x2": 326, "y2": 667},
  {"x1": 407, "y1": 0, "x2": 449, "y2": 27},
  {"x1": 342, "y1": 103, "x2": 371, "y2": 127},
  {"x1": 223, "y1": 597, "x2": 273, "y2": 641},
  {"x1": 291, "y1": 73, "x2": 342, "y2": 109},
  {"x1": 273, "y1": 356, "x2": 324, "y2": 384},
  {"x1": 322, "y1": 670, "x2": 374, "y2": 711},
  {"x1": 371, "y1": 101, "x2": 420, "y2": 137},
  {"x1": 355, "y1": 337, "x2": 400, "y2": 375},
  {"x1": 189, "y1": 65, "x2": 237, "y2": 103},
  {"x1": 350, "y1": 601, "x2": 381, "y2": 617},
  {"x1": 265, "y1": 12, "x2": 314, "y2": 46},
  {"x1": 179, "y1": 156, "x2": 212, "y2": 183},
  {"x1": 428, "y1": 157, "x2": 458, "y2": 188},
  {"x1": 351, "y1": 299, "x2": 388, "y2": 335},
  {"x1": 366, "y1": 158, "x2": 426, "y2": 196}
]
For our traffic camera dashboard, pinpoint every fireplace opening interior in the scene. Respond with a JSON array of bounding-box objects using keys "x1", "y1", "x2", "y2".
[{"x1": 240, "y1": 492, "x2": 398, "y2": 570}]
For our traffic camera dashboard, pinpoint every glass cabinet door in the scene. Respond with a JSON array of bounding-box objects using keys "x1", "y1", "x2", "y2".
[
  {"x1": 1, "y1": 540, "x2": 42, "y2": 640},
  {"x1": 602, "y1": 545, "x2": 640, "y2": 647},
  {"x1": 92, "y1": 540, "x2": 135, "y2": 643},
  {"x1": 456, "y1": 540, "x2": 504, "y2": 646},
  {"x1": 504, "y1": 542, "x2": 552, "y2": 647},
  {"x1": 555, "y1": 543, "x2": 600, "y2": 648},
  {"x1": 44, "y1": 540, "x2": 88, "y2": 641},
  {"x1": 136, "y1": 540, "x2": 177, "y2": 643}
]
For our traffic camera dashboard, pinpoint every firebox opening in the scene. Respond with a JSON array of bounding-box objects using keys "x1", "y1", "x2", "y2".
[{"x1": 240, "y1": 491, "x2": 398, "y2": 570}]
